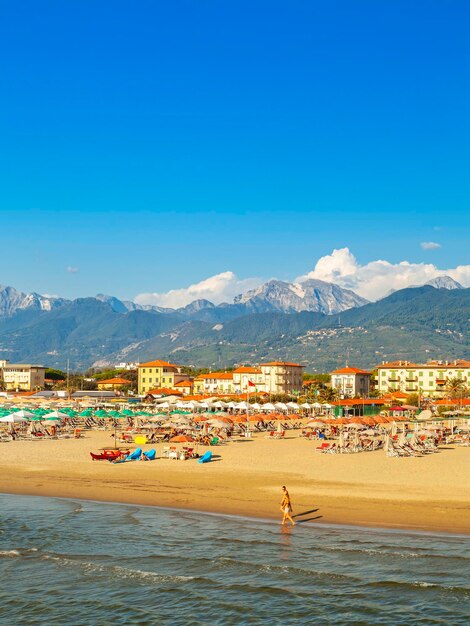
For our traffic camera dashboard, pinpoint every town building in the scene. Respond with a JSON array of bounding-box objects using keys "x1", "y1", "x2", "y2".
[
  {"x1": 232, "y1": 367, "x2": 266, "y2": 393},
  {"x1": 0, "y1": 360, "x2": 46, "y2": 391},
  {"x1": 194, "y1": 372, "x2": 234, "y2": 394},
  {"x1": 259, "y1": 362, "x2": 305, "y2": 395},
  {"x1": 97, "y1": 377, "x2": 130, "y2": 391},
  {"x1": 376, "y1": 359, "x2": 470, "y2": 398},
  {"x1": 137, "y1": 360, "x2": 191, "y2": 395},
  {"x1": 330, "y1": 366, "x2": 371, "y2": 398}
]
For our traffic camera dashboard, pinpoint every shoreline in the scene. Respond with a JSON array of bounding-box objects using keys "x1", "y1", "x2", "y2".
[
  {"x1": 2, "y1": 490, "x2": 470, "y2": 539},
  {"x1": 0, "y1": 430, "x2": 469, "y2": 535}
]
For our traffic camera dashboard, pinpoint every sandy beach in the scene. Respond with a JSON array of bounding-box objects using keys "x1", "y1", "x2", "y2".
[{"x1": 0, "y1": 431, "x2": 469, "y2": 534}]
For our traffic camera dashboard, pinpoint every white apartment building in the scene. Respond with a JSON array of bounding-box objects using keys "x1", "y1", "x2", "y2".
[
  {"x1": 259, "y1": 362, "x2": 305, "y2": 395},
  {"x1": 376, "y1": 359, "x2": 470, "y2": 397},
  {"x1": 330, "y1": 366, "x2": 371, "y2": 398},
  {"x1": 193, "y1": 362, "x2": 305, "y2": 396},
  {"x1": 0, "y1": 361, "x2": 46, "y2": 391}
]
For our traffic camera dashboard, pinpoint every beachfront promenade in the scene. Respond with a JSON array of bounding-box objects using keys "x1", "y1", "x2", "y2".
[{"x1": 0, "y1": 410, "x2": 469, "y2": 534}]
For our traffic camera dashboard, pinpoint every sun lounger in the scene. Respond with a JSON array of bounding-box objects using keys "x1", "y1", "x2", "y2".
[
  {"x1": 127, "y1": 447, "x2": 142, "y2": 460},
  {"x1": 198, "y1": 451, "x2": 212, "y2": 464}
]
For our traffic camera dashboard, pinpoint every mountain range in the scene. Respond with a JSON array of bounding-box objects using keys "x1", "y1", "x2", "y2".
[{"x1": 0, "y1": 275, "x2": 468, "y2": 372}]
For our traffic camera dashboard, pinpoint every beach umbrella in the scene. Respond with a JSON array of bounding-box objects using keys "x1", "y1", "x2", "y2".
[
  {"x1": 9, "y1": 409, "x2": 35, "y2": 419},
  {"x1": 417, "y1": 409, "x2": 433, "y2": 421},
  {"x1": 0, "y1": 414, "x2": 28, "y2": 423},
  {"x1": 300, "y1": 402, "x2": 311, "y2": 409},
  {"x1": 306, "y1": 420, "x2": 326, "y2": 428},
  {"x1": 170, "y1": 435, "x2": 195, "y2": 443},
  {"x1": 261, "y1": 403, "x2": 276, "y2": 412},
  {"x1": 43, "y1": 410, "x2": 69, "y2": 419},
  {"x1": 79, "y1": 409, "x2": 93, "y2": 417}
]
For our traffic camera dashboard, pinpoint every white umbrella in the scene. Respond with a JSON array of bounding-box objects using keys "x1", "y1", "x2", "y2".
[
  {"x1": 307, "y1": 420, "x2": 326, "y2": 428},
  {"x1": 417, "y1": 409, "x2": 433, "y2": 421},
  {"x1": 275, "y1": 402, "x2": 288, "y2": 410},
  {"x1": 158, "y1": 401, "x2": 170, "y2": 409},
  {"x1": 322, "y1": 403, "x2": 332, "y2": 409},
  {"x1": 0, "y1": 414, "x2": 28, "y2": 423},
  {"x1": 300, "y1": 402, "x2": 311, "y2": 409},
  {"x1": 43, "y1": 411, "x2": 69, "y2": 419},
  {"x1": 8, "y1": 409, "x2": 35, "y2": 419},
  {"x1": 262, "y1": 403, "x2": 276, "y2": 412},
  {"x1": 213, "y1": 401, "x2": 226, "y2": 408},
  {"x1": 312, "y1": 402, "x2": 322, "y2": 409},
  {"x1": 251, "y1": 402, "x2": 261, "y2": 410},
  {"x1": 236, "y1": 401, "x2": 249, "y2": 410},
  {"x1": 286, "y1": 402, "x2": 299, "y2": 409},
  {"x1": 198, "y1": 402, "x2": 210, "y2": 409}
]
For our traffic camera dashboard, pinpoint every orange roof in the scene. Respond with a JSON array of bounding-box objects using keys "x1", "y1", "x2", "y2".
[
  {"x1": 261, "y1": 361, "x2": 304, "y2": 368},
  {"x1": 331, "y1": 367, "x2": 371, "y2": 375},
  {"x1": 378, "y1": 360, "x2": 470, "y2": 369},
  {"x1": 331, "y1": 399, "x2": 385, "y2": 406},
  {"x1": 146, "y1": 387, "x2": 183, "y2": 396},
  {"x1": 233, "y1": 367, "x2": 262, "y2": 374},
  {"x1": 196, "y1": 372, "x2": 234, "y2": 380},
  {"x1": 97, "y1": 377, "x2": 129, "y2": 385},
  {"x1": 174, "y1": 380, "x2": 193, "y2": 387},
  {"x1": 377, "y1": 361, "x2": 418, "y2": 368},
  {"x1": 382, "y1": 391, "x2": 408, "y2": 399},
  {"x1": 139, "y1": 360, "x2": 179, "y2": 369}
]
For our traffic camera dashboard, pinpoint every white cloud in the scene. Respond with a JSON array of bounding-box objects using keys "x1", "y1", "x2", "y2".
[
  {"x1": 297, "y1": 247, "x2": 470, "y2": 300},
  {"x1": 134, "y1": 271, "x2": 263, "y2": 308},
  {"x1": 134, "y1": 248, "x2": 470, "y2": 307},
  {"x1": 420, "y1": 241, "x2": 441, "y2": 250},
  {"x1": 67, "y1": 266, "x2": 79, "y2": 273}
]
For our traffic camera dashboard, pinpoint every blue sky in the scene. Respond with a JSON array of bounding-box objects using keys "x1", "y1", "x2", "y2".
[{"x1": 1, "y1": 1, "x2": 469, "y2": 303}]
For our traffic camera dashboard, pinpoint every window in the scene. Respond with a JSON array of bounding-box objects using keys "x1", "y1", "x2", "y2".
[
  {"x1": 149, "y1": 378, "x2": 152, "y2": 383},
  {"x1": 419, "y1": 371, "x2": 423, "y2": 377},
  {"x1": 142, "y1": 378, "x2": 146, "y2": 383},
  {"x1": 142, "y1": 369, "x2": 146, "y2": 373}
]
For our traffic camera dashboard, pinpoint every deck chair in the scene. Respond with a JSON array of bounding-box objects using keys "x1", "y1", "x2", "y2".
[{"x1": 198, "y1": 451, "x2": 212, "y2": 464}]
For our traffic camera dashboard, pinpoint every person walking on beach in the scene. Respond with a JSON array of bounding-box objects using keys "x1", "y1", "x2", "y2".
[{"x1": 280, "y1": 486, "x2": 296, "y2": 526}]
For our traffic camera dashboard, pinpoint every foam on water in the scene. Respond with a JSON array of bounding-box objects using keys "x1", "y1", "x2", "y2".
[{"x1": 0, "y1": 493, "x2": 469, "y2": 625}]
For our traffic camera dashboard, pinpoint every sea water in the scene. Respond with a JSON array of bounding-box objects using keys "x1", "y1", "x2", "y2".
[{"x1": 0, "y1": 494, "x2": 469, "y2": 625}]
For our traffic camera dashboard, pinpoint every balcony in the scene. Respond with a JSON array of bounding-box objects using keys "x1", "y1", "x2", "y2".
[
  {"x1": 388, "y1": 376, "x2": 399, "y2": 382},
  {"x1": 405, "y1": 386, "x2": 417, "y2": 392},
  {"x1": 405, "y1": 377, "x2": 417, "y2": 382},
  {"x1": 436, "y1": 379, "x2": 447, "y2": 386}
]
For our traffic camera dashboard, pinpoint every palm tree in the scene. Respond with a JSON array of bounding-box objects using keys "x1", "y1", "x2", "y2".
[
  {"x1": 318, "y1": 386, "x2": 339, "y2": 403},
  {"x1": 445, "y1": 377, "x2": 468, "y2": 399}
]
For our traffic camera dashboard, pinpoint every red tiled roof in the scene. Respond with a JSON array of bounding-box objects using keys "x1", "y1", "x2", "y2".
[
  {"x1": 174, "y1": 380, "x2": 193, "y2": 387},
  {"x1": 97, "y1": 377, "x2": 129, "y2": 385},
  {"x1": 196, "y1": 372, "x2": 234, "y2": 380},
  {"x1": 331, "y1": 367, "x2": 371, "y2": 375},
  {"x1": 378, "y1": 360, "x2": 470, "y2": 369},
  {"x1": 331, "y1": 399, "x2": 385, "y2": 406},
  {"x1": 233, "y1": 367, "x2": 262, "y2": 374},
  {"x1": 146, "y1": 387, "x2": 183, "y2": 396},
  {"x1": 139, "y1": 360, "x2": 179, "y2": 369},
  {"x1": 261, "y1": 361, "x2": 304, "y2": 368}
]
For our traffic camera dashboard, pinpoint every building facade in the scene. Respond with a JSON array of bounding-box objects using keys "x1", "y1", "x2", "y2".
[
  {"x1": 259, "y1": 362, "x2": 305, "y2": 395},
  {"x1": 0, "y1": 361, "x2": 46, "y2": 391},
  {"x1": 194, "y1": 372, "x2": 234, "y2": 394},
  {"x1": 330, "y1": 366, "x2": 371, "y2": 398},
  {"x1": 376, "y1": 359, "x2": 470, "y2": 398},
  {"x1": 137, "y1": 360, "x2": 190, "y2": 395}
]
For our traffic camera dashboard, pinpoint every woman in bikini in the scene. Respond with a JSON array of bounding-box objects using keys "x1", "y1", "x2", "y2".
[{"x1": 280, "y1": 486, "x2": 296, "y2": 526}]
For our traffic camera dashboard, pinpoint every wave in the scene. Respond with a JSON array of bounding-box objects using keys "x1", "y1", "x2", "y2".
[
  {"x1": 368, "y1": 579, "x2": 470, "y2": 594},
  {"x1": 42, "y1": 555, "x2": 196, "y2": 584},
  {"x1": 0, "y1": 548, "x2": 39, "y2": 558}
]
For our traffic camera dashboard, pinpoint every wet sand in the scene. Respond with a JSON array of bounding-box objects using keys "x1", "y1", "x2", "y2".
[{"x1": 0, "y1": 430, "x2": 469, "y2": 534}]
